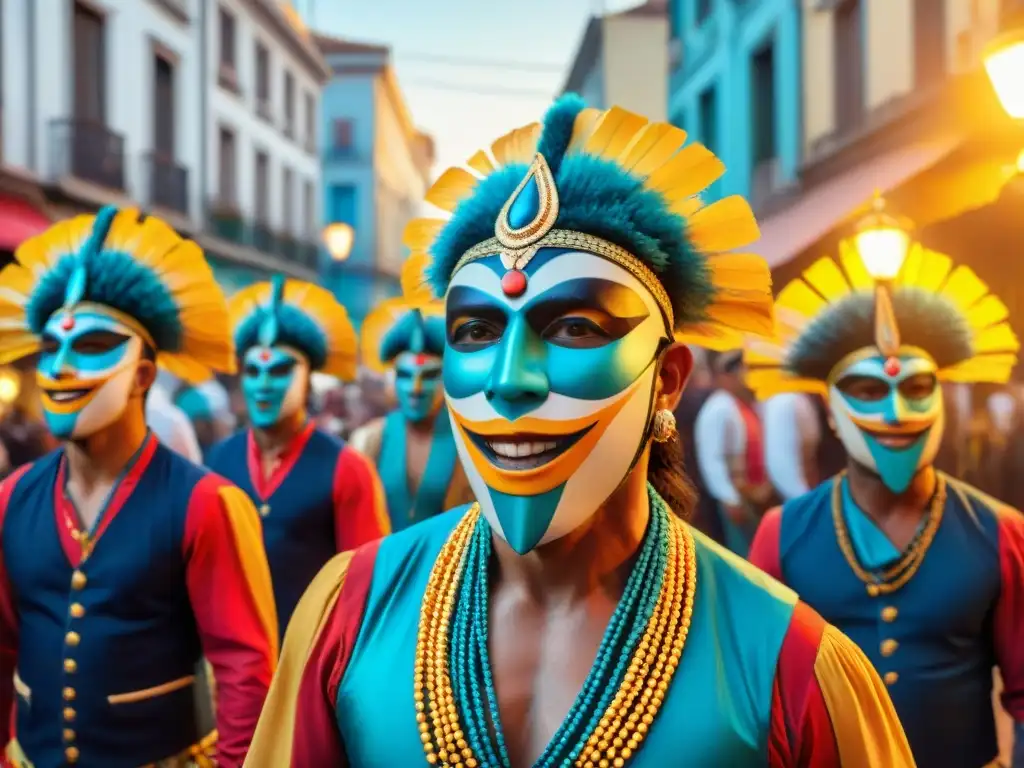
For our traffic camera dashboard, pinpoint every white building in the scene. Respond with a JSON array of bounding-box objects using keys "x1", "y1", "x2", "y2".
[{"x1": 0, "y1": 0, "x2": 329, "y2": 286}]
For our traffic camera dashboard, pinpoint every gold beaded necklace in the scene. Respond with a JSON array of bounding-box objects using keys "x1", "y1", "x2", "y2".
[
  {"x1": 414, "y1": 503, "x2": 697, "y2": 768},
  {"x1": 831, "y1": 472, "x2": 946, "y2": 597}
]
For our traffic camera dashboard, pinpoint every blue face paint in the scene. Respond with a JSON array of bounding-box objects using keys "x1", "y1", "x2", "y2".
[
  {"x1": 394, "y1": 351, "x2": 443, "y2": 423},
  {"x1": 241, "y1": 344, "x2": 308, "y2": 428}
]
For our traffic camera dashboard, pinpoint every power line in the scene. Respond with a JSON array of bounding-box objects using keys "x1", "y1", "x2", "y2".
[
  {"x1": 396, "y1": 51, "x2": 565, "y2": 74},
  {"x1": 402, "y1": 78, "x2": 557, "y2": 98}
]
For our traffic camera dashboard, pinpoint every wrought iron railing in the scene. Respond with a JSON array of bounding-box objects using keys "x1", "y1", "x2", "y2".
[
  {"x1": 143, "y1": 152, "x2": 189, "y2": 215},
  {"x1": 49, "y1": 119, "x2": 126, "y2": 191}
]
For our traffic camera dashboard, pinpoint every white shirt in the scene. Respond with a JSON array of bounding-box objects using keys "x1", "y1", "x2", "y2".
[
  {"x1": 146, "y1": 384, "x2": 203, "y2": 463},
  {"x1": 763, "y1": 393, "x2": 821, "y2": 501},
  {"x1": 694, "y1": 390, "x2": 747, "y2": 506}
]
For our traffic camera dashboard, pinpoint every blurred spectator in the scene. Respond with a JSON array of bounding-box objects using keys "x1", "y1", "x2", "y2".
[
  {"x1": 146, "y1": 381, "x2": 203, "y2": 463},
  {"x1": 0, "y1": 403, "x2": 53, "y2": 470},
  {"x1": 763, "y1": 393, "x2": 821, "y2": 501},
  {"x1": 176, "y1": 379, "x2": 236, "y2": 456}
]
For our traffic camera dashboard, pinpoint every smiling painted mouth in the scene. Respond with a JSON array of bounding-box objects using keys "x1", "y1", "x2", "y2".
[
  {"x1": 468, "y1": 426, "x2": 592, "y2": 471},
  {"x1": 862, "y1": 426, "x2": 929, "y2": 450},
  {"x1": 44, "y1": 387, "x2": 92, "y2": 404}
]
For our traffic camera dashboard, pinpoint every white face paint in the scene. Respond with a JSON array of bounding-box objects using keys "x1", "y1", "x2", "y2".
[
  {"x1": 443, "y1": 248, "x2": 670, "y2": 554},
  {"x1": 241, "y1": 343, "x2": 310, "y2": 429}
]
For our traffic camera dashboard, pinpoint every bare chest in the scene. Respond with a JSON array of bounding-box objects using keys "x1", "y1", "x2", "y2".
[
  {"x1": 405, "y1": 426, "x2": 433, "y2": 490},
  {"x1": 65, "y1": 479, "x2": 118, "y2": 532}
]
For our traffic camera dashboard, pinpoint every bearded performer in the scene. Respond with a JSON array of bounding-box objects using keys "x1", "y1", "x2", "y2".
[
  {"x1": 747, "y1": 234, "x2": 1024, "y2": 768},
  {"x1": 0, "y1": 207, "x2": 278, "y2": 768},
  {"x1": 350, "y1": 274, "x2": 473, "y2": 530},
  {"x1": 205, "y1": 277, "x2": 389, "y2": 638},
  {"x1": 245, "y1": 96, "x2": 913, "y2": 767}
]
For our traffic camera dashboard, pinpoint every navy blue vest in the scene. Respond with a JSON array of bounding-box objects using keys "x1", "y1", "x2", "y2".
[
  {"x1": 777, "y1": 477, "x2": 1003, "y2": 768},
  {"x1": 3, "y1": 444, "x2": 210, "y2": 767},
  {"x1": 206, "y1": 429, "x2": 340, "y2": 638}
]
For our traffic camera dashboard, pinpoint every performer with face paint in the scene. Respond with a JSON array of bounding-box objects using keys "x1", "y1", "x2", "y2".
[
  {"x1": 0, "y1": 206, "x2": 278, "y2": 768},
  {"x1": 246, "y1": 96, "x2": 913, "y2": 767},
  {"x1": 349, "y1": 269, "x2": 473, "y2": 530},
  {"x1": 205, "y1": 276, "x2": 389, "y2": 638},
  {"x1": 747, "y1": 241, "x2": 1024, "y2": 768}
]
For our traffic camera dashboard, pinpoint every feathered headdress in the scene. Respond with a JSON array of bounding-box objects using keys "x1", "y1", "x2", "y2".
[
  {"x1": 745, "y1": 239, "x2": 1020, "y2": 398},
  {"x1": 400, "y1": 94, "x2": 774, "y2": 351},
  {"x1": 0, "y1": 205, "x2": 234, "y2": 383},
  {"x1": 228, "y1": 275, "x2": 358, "y2": 381},
  {"x1": 360, "y1": 253, "x2": 446, "y2": 373}
]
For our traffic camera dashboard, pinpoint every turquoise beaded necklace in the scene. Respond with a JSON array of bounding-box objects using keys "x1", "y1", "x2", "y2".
[{"x1": 449, "y1": 486, "x2": 673, "y2": 767}]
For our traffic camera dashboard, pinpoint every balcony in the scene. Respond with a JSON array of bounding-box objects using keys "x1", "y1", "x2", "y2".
[
  {"x1": 143, "y1": 153, "x2": 189, "y2": 215},
  {"x1": 49, "y1": 119, "x2": 125, "y2": 191},
  {"x1": 204, "y1": 203, "x2": 322, "y2": 269}
]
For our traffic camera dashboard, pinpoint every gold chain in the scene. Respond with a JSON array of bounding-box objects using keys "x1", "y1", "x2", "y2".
[{"x1": 831, "y1": 472, "x2": 946, "y2": 597}]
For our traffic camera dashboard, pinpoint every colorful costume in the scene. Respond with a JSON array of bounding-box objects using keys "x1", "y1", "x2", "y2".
[
  {"x1": 747, "y1": 240, "x2": 1024, "y2": 767},
  {"x1": 205, "y1": 277, "x2": 388, "y2": 638},
  {"x1": 0, "y1": 206, "x2": 278, "y2": 767},
  {"x1": 350, "y1": 273, "x2": 473, "y2": 530},
  {"x1": 246, "y1": 96, "x2": 912, "y2": 766}
]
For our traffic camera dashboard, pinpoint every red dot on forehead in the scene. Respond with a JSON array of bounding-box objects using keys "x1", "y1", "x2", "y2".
[
  {"x1": 415, "y1": 353, "x2": 428, "y2": 365},
  {"x1": 61, "y1": 314, "x2": 75, "y2": 331},
  {"x1": 260, "y1": 349, "x2": 271, "y2": 362},
  {"x1": 501, "y1": 269, "x2": 527, "y2": 298},
  {"x1": 883, "y1": 356, "x2": 901, "y2": 377}
]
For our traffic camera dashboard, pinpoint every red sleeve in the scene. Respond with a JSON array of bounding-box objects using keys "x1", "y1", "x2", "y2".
[
  {"x1": 749, "y1": 506, "x2": 784, "y2": 581},
  {"x1": 332, "y1": 446, "x2": 389, "y2": 553},
  {"x1": 0, "y1": 465, "x2": 30, "y2": 755},
  {"x1": 768, "y1": 601, "x2": 841, "y2": 767},
  {"x1": 995, "y1": 507, "x2": 1024, "y2": 723},
  {"x1": 291, "y1": 539, "x2": 380, "y2": 766},
  {"x1": 184, "y1": 475, "x2": 276, "y2": 768}
]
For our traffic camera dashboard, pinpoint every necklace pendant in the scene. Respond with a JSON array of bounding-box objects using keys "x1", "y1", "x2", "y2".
[
  {"x1": 867, "y1": 583, "x2": 881, "y2": 597},
  {"x1": 259, "y1": 503, "x2": 271, "y2": 517}
]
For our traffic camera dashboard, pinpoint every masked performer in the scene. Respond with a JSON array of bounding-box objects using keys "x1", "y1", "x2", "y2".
[
  {"x1": 748, "y1": 240, "x2": 1024, "y2": 768},
  {"x1": 350, "y1": 273, "x2": 473, "y2": 530},
  {"x1": 246, "y1": 96, "x2": 913, "y2": 767},
  {"x1": 0, "y1": 207, "x2": 277, "y2": 768},
  {"x1": 205, "y1": 277, "x2": 389, "y2": 638}
]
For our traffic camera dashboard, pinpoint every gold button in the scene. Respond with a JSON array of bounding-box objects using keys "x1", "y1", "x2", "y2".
[
  {"x1": 880, "y1": 639, "x2": 899, "y2": 657},
  {"x1": 70, "y1": 571, "x2": 87, "y2": 590},
  {"x1": 70, "y1": 603, "x2": 85, "y2": 619},
  {"x1": 881, "y1": 606, "x2": 898, "y2": 622},
  {"x1": 66, "y1": 631, "x2": 80, "y2": 647},
  {"x1": 259, "y1": 504, "x2": 271, "y2": 517},
  {"x1": 884, "y1": 671, "x2": 899, "y2": 685},
  {"x1": 64, "y1": 658, "x2": 77, "y2": 673},
  {"x1": 63, "y1": 707, "x2": 76, "y2": 721},
  {"x1": 63, "y1": 728, "x2": 75, "y2": 741},
  {"x1": 866, "y1": 584, "x2": 880, "y2": 597},
  {"x1": 63, "y1": 687, "x2": 76, "y2": 701},
  {"x1": 65, "y1": 745, "x2": 80, "y2": 762}
]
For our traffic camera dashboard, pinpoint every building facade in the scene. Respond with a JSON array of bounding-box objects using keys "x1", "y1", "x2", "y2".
[
  {"x1": 0, "y1": 0, "x2": 328, "y2": 292},
  {"x1": 562, "y1": 0, "x2": 669, "y2": 122},
  {"x1": 666, "y1": 0, "x2": 802, "y2": 209},
  {"x1": 315, "y1": 35, "x2": 434, "y2": 330}
]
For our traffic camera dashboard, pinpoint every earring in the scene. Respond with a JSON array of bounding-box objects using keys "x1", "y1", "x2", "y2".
[{"x1": 651, "y1": 408, "x2": 677, "y2": 443}]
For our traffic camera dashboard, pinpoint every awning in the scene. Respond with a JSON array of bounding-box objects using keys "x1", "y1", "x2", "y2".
[
  {"x1": 757, "y1": 137, "x2": 961, "y2": 269},
  {"x1": 0, "y1": 195, "x2": 51, "y2": 251}
]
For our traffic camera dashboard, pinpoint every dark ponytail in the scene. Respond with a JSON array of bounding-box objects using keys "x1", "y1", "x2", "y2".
[{"x1": 648, "y1": 429, "x2": 697, "y2": 520}]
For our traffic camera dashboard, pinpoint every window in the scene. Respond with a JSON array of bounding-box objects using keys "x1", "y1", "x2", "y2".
[
  {"x1": 218, "y1": 127, "x2": 237, "y2": 206},
  {"x1": 913, "y1": 0, "x2": 946, "y2": 87},
  {"x1": 833, "y1": 0, "x2": 864, "y2": 129},
  {"x1": 153, "y1": 52, "x2": 175, "y2": 156},
  {"x1": 304, "y1": 92, "x2": 316, "y2": 150},
  {"x1": 282, "y1": 166, "x2": 294, "y2": 234},
  {"x1": 255, "y1": 42, "x2": 271, "y2": 116},
  {"x1": 284, "y1": 71, "x2": 295, "y2": 138},
  {"x1": 73, "y1": 1, "x2": 106, "y2": 122},
  {"x1": 255, "y1": 151, "x2": 269, "y2": 222},
  {"x1": 329, "y1": 184, "x2": 357, "y2": 226},
  {"x1": 332, "y1": 119, "x2": 353, "y2": 153},
  {"x1": 219, "y1": 8, "x2": 235, "y2": 69},
  {"x1": 304, "y1": 180, "x2": 315, "y2": 239},
  {"x1": 698, "y1": 85, "x2": 717, "y2": 154},
  {"x1": 750, "y1": 40, "x2": 776, "y2": 164},
  {"x1": 695, "y1": 0, "x2": 713, "y2": 24}
]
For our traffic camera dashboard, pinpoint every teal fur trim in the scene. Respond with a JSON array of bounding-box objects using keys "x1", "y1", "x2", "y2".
[
  {"x1": 785, "y1": 288, "x2": 975, "y2": 379},
  {"x1": 26, "y1": 207, "x2": 184, "y2": 351},
  {"x1": 380, "y1": 309, "x2": 446, "y2": 363},
  {"x1": 175, "y1": 386, "x2": 215, "y2": 421},
  {"x1": 425, "y1": 94, "x2": 714, "y2": 329},
  {"x1": 235, "y1": 304, "x2": 329, "y2": 369}
]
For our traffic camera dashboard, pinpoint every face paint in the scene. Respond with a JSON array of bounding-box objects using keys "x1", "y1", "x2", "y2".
[
  {"x1": 37, "y1": 309, "x2": 144, "y2": 439},
  {"x1": 241, "y1": 344, "x2": 309, "y2": 428},
  {"x1": 444, "y1": 248, "x2": 669, "y2": 554},
  {"x1": 394, "y1": 351, "x2": 443, "y2": 423},
  {"x1": 828, "y1": 352, "x2": 944, "y2": 493}
]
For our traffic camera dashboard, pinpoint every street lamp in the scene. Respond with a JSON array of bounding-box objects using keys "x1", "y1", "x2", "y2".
[
  {"x1": 323, "y1": 222, "x2": 354, "y2": 262},
  {"x1": 984, "y1": 28, "x2": 1024, "y2": 120},
  {"x1": 854, "y1": 196, "x2": 912, "y2": 361}
]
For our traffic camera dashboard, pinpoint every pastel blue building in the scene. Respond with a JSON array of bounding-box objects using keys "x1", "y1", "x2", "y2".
[{"x1": 667, "y1": 0, "x2": 801, "y2": 208}]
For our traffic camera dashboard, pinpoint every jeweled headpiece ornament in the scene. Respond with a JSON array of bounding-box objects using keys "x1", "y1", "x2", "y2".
[
  {"x1": 744, "y1": 240, "x2": 1021, "y2": 398},
  {"x1": 402, "y1": 94, "x2": 776, "y2": 350},
  {"x1": 229, "y1": 275, "x2": 358, "y2": 380},
  {"x1": 0, "y1": 205, "x2": 234, "y2": 382}
]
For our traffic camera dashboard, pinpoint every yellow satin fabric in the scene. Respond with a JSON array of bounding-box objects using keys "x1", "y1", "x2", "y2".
[
  {"x1": 815, "y1": 624, "x2": 917, "y2": 767},
  {"x1": 243, "y1": 551, "x2": 353, "y2": 767}
]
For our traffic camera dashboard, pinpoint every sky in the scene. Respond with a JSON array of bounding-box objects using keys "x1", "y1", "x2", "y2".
[{"x1": 300, "y1": 0, "x2": 647, "y2": 176}]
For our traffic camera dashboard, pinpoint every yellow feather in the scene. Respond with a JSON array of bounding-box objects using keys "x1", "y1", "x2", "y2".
[
  {"x1": 802, "y1": 257, "x2": 851, "y2": 302},
  {"x1": 509, "y1": 124, "x2": 541, "y2": 165},
  {"x1": 643, "y1": 143, "x2": 725, "y2": 200},
  {"x1": 893, "y1": 242, "x2": 925, "y2": 288},
  {"x1": 742, "y1": 338, "x2": 787, "y2": 365},
  {"x1": 403, "y1": 218, "x2": 445, "y2": 253},
  {"x1": 567, "y1": 107, "x2": 602, "y2": 154},
  {"x1": 745, "y1": 368, "x2": 828, "y2": 400},
  {"x1": 0, "y1": 265, "x2": 35, "y2": 304},
  {"x1": 674, "y1": 323, "x2": 745, "y2": 352},
  {"x1": 668, "y1": 196, "x2": 703, "y2": 219},
  {"x1": 939, "y1": 265, "x2": 987, "y2": 311},
  {"x1": 424, "y1": 167, "x2": 479, "y2": 213},
  {"x1": 0, "y1": 334, "x2": 40, "y2": 365},
  {"x1": 775, "y1": 280, "x2": 827, "y2": 318},
  {"x1": 706, "y1": 301, "x2": 775, "y2": 337},
  {"x1": 940, "y1": 354, "x2": 1017, "y2": 384},
  {"x1": 466, "y1": 150, "x2": 495, "y2": 176},
  {"x1": 624, "y1": 126, "x2": 689, "y2": 178},
  {"x1": 158, "y1": 352, "x2": 219, "y2": 385},
  {"x1": 596, "y1": 112, "x2": 649, "y2": 161},
  {"x1": 912, "y1": 249, "x2": 953, "y2": 293},
  {"x1": 687, "y1": 197, "x2": 760, "y2": 253},
  {"x1": 16, "y1": 215, "x2": 93, "y2": 276},
  {"x1": 401, "y1": 251, "x2": 435, "y2": 306},
  {"x1": 838, "y1": 241, "x2": 873, "y2": 290},
  {"x1": 617, "y1": 123, "x2": 672, "y2": 170},
  {"x1": 972, "y1": 322, "x2": 1020, "y2": 353},
  {"x1": 581, "y1": 107, "x2": 635, "y2": 157},
  {"x1": 964, "y1": 295, "x2": 1009, "y2": 330},
  {"x1": 360, "y1": 296, "x2": 410, "y2": 373}
]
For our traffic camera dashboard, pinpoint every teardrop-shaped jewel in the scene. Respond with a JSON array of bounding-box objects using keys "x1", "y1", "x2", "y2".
[
  {"x1": 507, "y1": 176, "x2": 541, "y2": 230},
  {"x1": 495, "y1": 153, "x2": 560, "y2": 251}
]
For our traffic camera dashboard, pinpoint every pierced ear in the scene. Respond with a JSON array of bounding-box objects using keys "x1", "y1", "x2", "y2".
[{"x1": 656, "y1": 342, "x2": 694, "y2": 412}]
